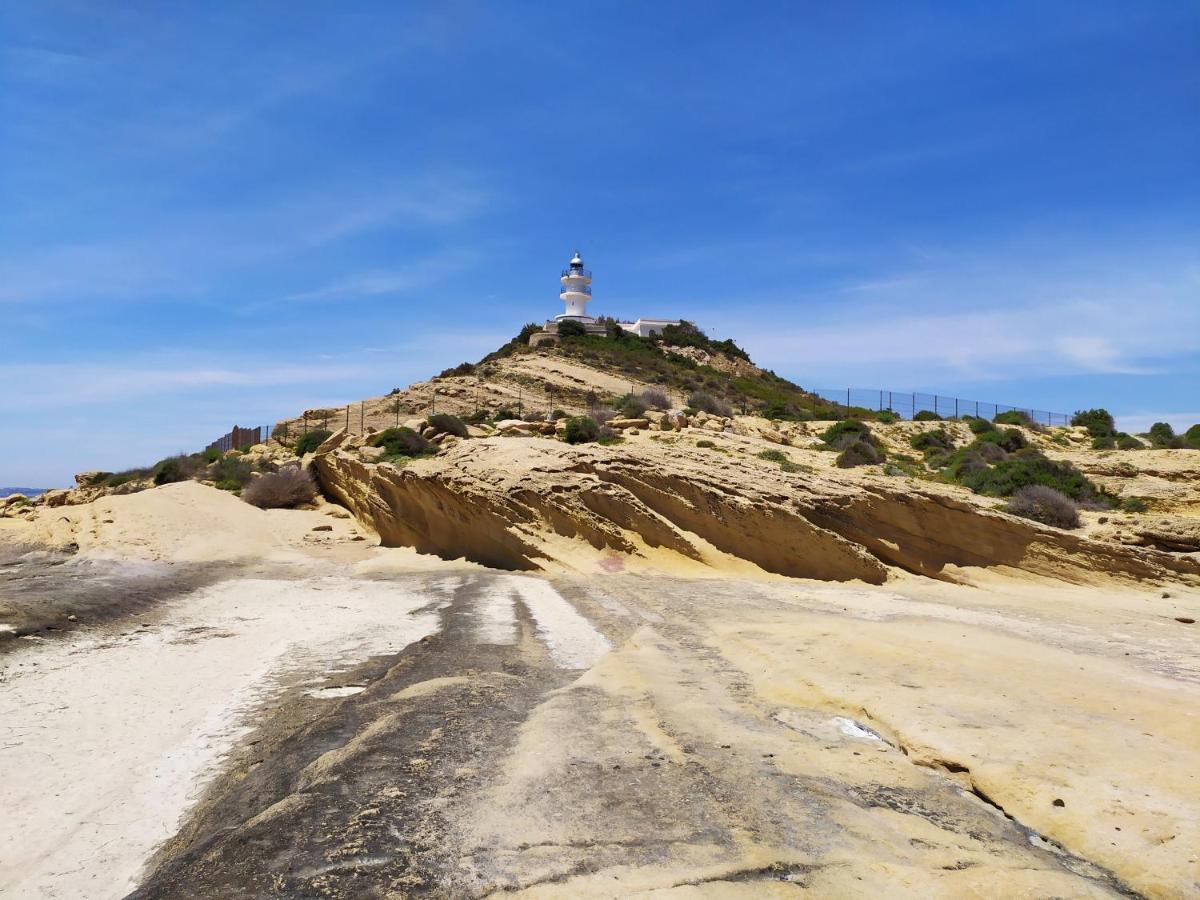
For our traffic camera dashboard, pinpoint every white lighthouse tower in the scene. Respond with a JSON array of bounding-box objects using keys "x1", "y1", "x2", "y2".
[{"x1": 556, "y1": 251, "x2": 594, "y2": 323}]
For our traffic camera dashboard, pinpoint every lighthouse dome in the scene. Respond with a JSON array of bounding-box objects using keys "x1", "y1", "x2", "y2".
[{"x1": 569, "y1": 251, "x2": 584, "y2": 267}]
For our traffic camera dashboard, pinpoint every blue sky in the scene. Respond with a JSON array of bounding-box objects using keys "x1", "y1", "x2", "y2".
[{"x1": 2, "y1": 2, "x2": 1197, "y2": 486}]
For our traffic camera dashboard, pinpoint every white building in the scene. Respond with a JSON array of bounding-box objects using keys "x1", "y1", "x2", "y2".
[{"x1": 530, "y1": 250, "x2": 680, "y2": 345}]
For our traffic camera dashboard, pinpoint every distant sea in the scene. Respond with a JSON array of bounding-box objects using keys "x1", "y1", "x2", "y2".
[{"x1": 0, "y1": 488, "x2": 47, "y2": 498}]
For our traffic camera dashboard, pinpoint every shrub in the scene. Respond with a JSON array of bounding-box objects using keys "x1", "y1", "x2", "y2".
[
  {"x1": 242, "y1": 466, "x2": 319, "y2": 509},
  {"x1": 1071, "y1": 408, "x2": 1115, "y2": 437},
  {"x1": 1148, "y1": 422, "x2": 1180, "y2": 448},
  {"x1": 563, "y1": 416, "x2": 600, "y2": 444},
  {"x1": 975, "y1": 441, "x2": 1008, "y2": 463},
  {"x1": 427, "y1": 413, "x2": 468, "y2": 438},
  {"x1": 1121, "y1": 497, "x2": 1149, "y2": 513},
  {"x1": 295, "y1": 429, "x2": 333, "y2": 456},
  {"x1": 640, "y1": 388, "x2": 671, "y2": 410},
  {"x1": 1091, "y1": 435, "x2": 1116, "y2": 450},
  {"x1": 492, "y1": 408, "x2": 517, "y2": 422},
  {"x1": 1005, "y1": 485, "x2": 1080, "y2": 529},
  {"x1": 821, "y1": 419, "x2": 872, "y2": 448},
  {"x1": 370, "y1": 427, "x2": 431, "y2": 458},
  {"x1": 946, "y1": 448, "x2": 988, "y2": 480},
  {"x1": 875, "y1": 410, "x2": 897, "y2": 424},
  {"x1": 210, "y1": 455, "x2": 253, "y2": 490},
  {"x1": 836, "y1": 440, "x2": 881, "y2": 468},
  {"x1": 618, "y1": 396, "x2": 647, "y2": 418},
  {"x1": 994, "y1": 410, "x2": 1035, "y2": 427},
  {"x1": 696, "y1": 439, "x2": 716, "y2": 448},
  {"x1": 1184, "y1": 424, "x2": 1200, "y2": 448},
  {"x1": 758, "y1": 449, "x2": 799, "y2": 472},
  {"x1": 976, "y1": 427, "x2": 1027, "y2": 453},
  {"x1": 910, "y1": 429, "x2": 952, "y2": 454},
  {"x1": 597, "y1": 425, "x2": 623, "y2": 445},
  {"x1": 550, "y1": 409, "x2": 568, "y2": 420},
  {"x1": 202, "y1": 447, "x2": 222, "y2": 463},
  {"x1": 687, "y1": 391, "x2": 732, "y2": 417},
  {"x1": 1113, "y1": 433, "x2": 1141, "y2": 450},
  {"x1": 437, "y1": 361, "x2": 475, "y2": 379},
  {"x1": 913, "y1": 410, "x2": 942, "y2": 422},
  {"x1": 962, "y1": 453, "x2": 1105, "y2": 503},
  {"x1": 466, "y1": 409, "x2": 489, "y2": 425},
  {"x1": 152, "y1": 455, "x2": 203, "y2": 486},
  {"x1": 968, "y1": 417, "x2": 997, "y2": 435},
  {"x1": 557, "y1": 319, "x2": 588, "y2": 337}
]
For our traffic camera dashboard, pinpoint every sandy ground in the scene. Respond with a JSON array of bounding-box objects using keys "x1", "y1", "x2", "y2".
[{"x1": 2, "y1": 482, "x2": 1198, "y2": 898}]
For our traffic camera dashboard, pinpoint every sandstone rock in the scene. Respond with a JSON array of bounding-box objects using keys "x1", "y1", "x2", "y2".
[
  {"x1": 41, "y1": 490, "x2": 69, "y2": 508},
  {"x1": 421, "y1": 427, "x2": 437, "y2": 440},
  {"x1": 311, "y1": 524, "x2": 333, "y2": 532},
  {"x1": 74, "y1": 471, "x2": 104, "y2": 487},
  {"x1": 359, "y1": 446, "x2": 386, "y2": 462},
  {"x1": 608, "y1": 418, "x2": 650, "y2": 430}
]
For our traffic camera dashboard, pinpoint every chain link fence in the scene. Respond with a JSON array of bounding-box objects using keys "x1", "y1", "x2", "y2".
[{"x1": 811, "y1": 388, "x2": 1071, "y2": 426}]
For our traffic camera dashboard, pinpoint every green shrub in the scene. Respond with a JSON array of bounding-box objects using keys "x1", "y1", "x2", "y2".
[
  {"x1": 557, "y1": 319, "x2": 588, "y2": 337},
  {"x1": 427, "y1": 413, "x2": 468, "y2": 438},
  {"x1": 618, "y1": 396, "x2": 647, "y2": 419},
  {"x1": 913, "y1": 410, "x2": 942, "y2": 422},
  {"x1": 945, "y1": 448, "x2": 988, "y2": 480},
  {"x1": 437, "y1": 361, "x2": 475, "y2": 378},
  {"x1": 1120, "y1": 497, "x2": 1149, "y2": 513},
  {"x1": 820, "y1": 419, "x2": 872, "y2": 449},
  {"x1": 1005, "y1": 485, "x2": 1080, "y2": 529},
  {"x1": 550, "y1": 409, "x2": 568, "y2": 420},
  {"x1": 757, "y1": 449, "x2": 799, "y2": 473},
  {"x1": 696, "y1": 439, "x2": 716, "y2": 449},
  {"x1": 271, "y1": 423, "x2": 291, "y2": 442},
  {"x1": 875, "y1": 410, "x2": 897, "y2": 424},
  {"x1": 151, "y1": 455, "x2": 202, "y2": 486},
  {"x1": 975, "y1": 427, "x2": 1028, "y2": 453},
  {"x1": 639, "y1": 388, "x2": 671, "y2": 410},
  {"x1": 1182, "y1": 424, "x2": 1200, "y2": 448},
  {"x1": 492, "y1": 408, "x2": 517, "y2": 422},
  {"x1": 1148, "y1": 422, "x2": 1180, "y2": 448},
  {"x1": 994, "y1": 410, "x2": 1035, "y2": 427},
  {"x1": 962, "y1": 454, "x2": 1105, "y2": 503},
  {"x1": 466, "y1": 409, "x2": 489, "y2": 425},
  {"x1": 968, "y1": 418, "x2": 997, "y2": 435},
  {"x1": 210, "y1": 455, "x2": 252, "y2": 489},
  {"x1": 1091, "y1": 435, "x2": 1116, "y2": 450},
  {"x1": 295, "y1": 429, "x2": 332, "y2": 455},
  {"x1": 369, "y1": 427, "x2": 431, "y2": 458},
  {"x1": 202, "y1": 447, "x2": 222, "y2": 463},
  {"x1": 836, "y1": 440, "x2": 880, "y2": 468},
  {"x1": 1071, "y1": 408, "x2": 1115, "y2": 437},
  {"x1": 910, "y1": 429, "x2": 952, "y2": 454},
  {"x1": 563, "y1": 416, "x2": 600, "y2": 444}
]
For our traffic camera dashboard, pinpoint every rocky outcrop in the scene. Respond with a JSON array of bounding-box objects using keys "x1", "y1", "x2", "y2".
[{"x1": 313, "y1": 433, "x2": 1200, "y2": 585}]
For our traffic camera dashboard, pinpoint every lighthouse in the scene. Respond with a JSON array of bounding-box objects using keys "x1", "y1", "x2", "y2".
[{"x1": 556, "y1": 251, "x2": 594, "y2": 322}]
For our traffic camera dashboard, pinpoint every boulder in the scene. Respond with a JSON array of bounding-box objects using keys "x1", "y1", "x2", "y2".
[
  {"x1": 74, "y1": 471, "x2": 105, "y2": 487},
  {"x1": 41, "y1": 489, "x2": 69, "y2": 508},
  {"x1": 359, "y1": 446, "x2": 387, "y2": 462},
  {"x1": 608, "y1": 418, "x2": 651, "y2": 430}
]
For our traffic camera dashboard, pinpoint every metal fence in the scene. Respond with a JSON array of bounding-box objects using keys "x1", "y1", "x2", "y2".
[
  {"x1": 811, "y1": 388, "x2": 1071, "y2": 426},
  {"x1": 205, "y1": 424, "x2": 276, "y2": 453}
]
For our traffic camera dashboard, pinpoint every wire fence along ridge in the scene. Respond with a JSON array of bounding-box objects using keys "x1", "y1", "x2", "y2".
[{"x1": 812, "y1": 388, "x2": 1071, "y2": 426}]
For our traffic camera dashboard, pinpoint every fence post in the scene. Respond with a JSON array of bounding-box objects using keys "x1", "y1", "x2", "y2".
[
  {"x1": 955, "y1": 398, "x2": 959, "y2": 418},
  {"x1": 518, "y1": 387, "x2": 523, "y2": 417},
  {"x1": 345, "y1": 405, "x2": 350, "y2": 432},
  {"x1": 846, "y1": 388, "x2": 850, "y2": 408},
  {"x1": 303, "y1": 414, "x2": 308, "y2": 435},
  {"x1": 360, "y1": 402, "x2": 364, "y2": 433}
]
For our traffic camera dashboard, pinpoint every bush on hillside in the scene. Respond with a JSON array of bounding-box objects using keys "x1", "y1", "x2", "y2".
[
  {"x1": 687, "y1": 391, "x2": 732, "y2": 417},
  {"x1": 1092, "y1": 435, "x2": 1116, "y2": 450},
  {"x1": 757, "y1": 448, "x2": 800, "y2": 472},
  {"x1": 1148, "y1": 422, "x2": 1181, "y2": 448},
  {"x1": 640, "y1": 388, "x2": 671, "y2": 410},
  {"x1": 617, "y1": 395, "x2": 647, "y2": 418},
  {"x1": 913, "y1": 410, "x2": 942, "y2": 422},
  {"x1": 1071, "y1": 408, "x2": 1115, "y2": 437},
  {"x1": 437, "y1": 361, "x2": 475, "y2": 379},
  {"x1": 210, "y1": 455, "x2": 253, "y2": 491},
  {"x1": 910, "y1": 429, "x2": 953, "y2": 454},
  {"x1": 550, "y1": 409, "x2": 568, "y2": 420},
  {"x1": 968, "y1": 417, "x2": 997, "y2": 435},
  {"x1": 994, "y1": 410, "x2": 1036, "y2": 428},
  {"x1": 1115, "y1": 433, "x2": 1144, "y2": 450},
  {"x1": 563, "y1": 416, "x2": 600, "y2": 444},
  {"x1": 271, "y1": 423, "x2": 291, "y2": 443},
  {"x1": 976, "y1": 427, "x2": 1028, "y2": 453},
  {"x1": 962, "y1": 453, "x2": 1105, "y2": 503},
  {"x1": 427, "y1": 413, "x2": 468, "y2": 438},
  {"x1": 820, "y1": 419, "x2": 873, "y2": 449},
  {"x1": 295, "y1": 429, "x2": 333, "y2": 456},
  {"x1": 836, "y1": 440, "x2": 881, "y2": 468},
  {"x1": 242, "y1": 466, "x2": 318, "y2": 509},
  {"x1": 492, "y1": 408, "x2": 517, "y2": 422},
  {"x1": 201, "y1": 447, "x2": 222, "y2": 463},
  {"x1": 875, "y1": 410, "x2": 897, "y2": 424},
  {"x1": 1005, "y1": 485, "x2": 1080, "y2": 529},
  {"x1": 369, "y1": 427, "x2": 430, "y2": 458},
  {"x1": 1121, "y1": 497, "x2": 1149, "y2": 513},
  {"x1": 152, "y1": 454, "x2": 205, "y2": 486},
  {"x1": 557, "y1": 319, "x2": 588, "y2": 337}
]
